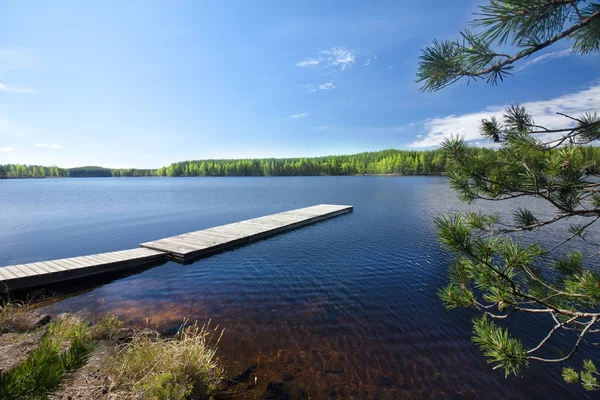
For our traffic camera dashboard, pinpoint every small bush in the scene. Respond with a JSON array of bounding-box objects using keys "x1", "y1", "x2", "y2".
[
  {"x1": 103, "y1": 319, "x2": 224, "y2": 400},
  {"x1": 47, "y1": 313, "x2": 89, "y2": 344}
]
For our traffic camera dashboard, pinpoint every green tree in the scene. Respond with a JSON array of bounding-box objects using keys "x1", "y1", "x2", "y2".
[{"x1": 417, "y1": 0, "x2": 600, "y2": 390}]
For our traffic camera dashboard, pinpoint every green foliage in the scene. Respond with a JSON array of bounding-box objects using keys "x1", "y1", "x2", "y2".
[
  {"x1": 417, "y1": 0, "x2": 600, "y2": 91},
  {"x1": 3, "y1": 146, "x2": 600, "y2": 179},
  {"x1": 418, "y1": 0, "x2": 600, "y2": 386},
  {"x1": 562, "y1": 367, "x2": 579, "y2": 383},
  {"x1": 571, "y1": 3, "x2": 600, "y2": 54},
  {"x1": 0, "y1": 316, "x2": 95, "y2": 400},
  {"x1": 1, "y1": 149, "x2": 448, "y2": 178},
  {"x1": 564, "y1": 360, "x2": 600, "y2": 391},
  {"x1": 472, "y1": 316, "x2": 528, "y2": 377},
  {"x1": 148, "y1": 149, "x2": 451, "y2": 177}
]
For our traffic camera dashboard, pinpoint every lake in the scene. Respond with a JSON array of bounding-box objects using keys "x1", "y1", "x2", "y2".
[{"x1": 0, "y1": 176, "x2": 595, "y2": 399}]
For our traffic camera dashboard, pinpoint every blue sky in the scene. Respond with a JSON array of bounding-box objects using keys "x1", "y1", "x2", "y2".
[{"x1": 0, "y1": 0, "x2": 599, "y2": 168}]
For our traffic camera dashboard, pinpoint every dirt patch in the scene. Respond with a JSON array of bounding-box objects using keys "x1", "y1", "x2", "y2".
[
  {"x1": 51, "y1": 339, "x2": 115, "y2": 400},
  {"x1": 0, "y1": 329, "x2": 45, "y2": 372}
]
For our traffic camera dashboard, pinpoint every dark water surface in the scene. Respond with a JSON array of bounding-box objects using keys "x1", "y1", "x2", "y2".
[{"x1": 0, "y1": 177, "x2": 596, "y2": 399}]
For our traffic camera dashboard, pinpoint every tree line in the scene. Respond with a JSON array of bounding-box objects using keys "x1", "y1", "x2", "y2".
[{"x1": 1, "y1": 147, "x2": 599, "y2": 179}]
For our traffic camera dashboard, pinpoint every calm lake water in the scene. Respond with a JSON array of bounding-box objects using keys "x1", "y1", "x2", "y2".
[{"x1": 0, "y1": 176, "x2": 596, "y2": 399}]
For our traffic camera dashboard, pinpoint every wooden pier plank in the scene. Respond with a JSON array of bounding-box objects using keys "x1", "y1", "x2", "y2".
[
  {"x1": 141, "y1": 204, "x2": 352, "y2": 261},
  {"x1": 0, "y1": 204, "x2": 351, "y2": 291},
  {"x1": 3, "y1": 266, "x2": 30, "y2": 279},
  {"x1": 0, "y1": 267, "x2": 18, "y2": 280},
  {"x1": 31, "y1": 262, "x2": 60, "y2": 274},
  {"x1": 21, "y1": 263, "x2": 47, "y2": 275}
]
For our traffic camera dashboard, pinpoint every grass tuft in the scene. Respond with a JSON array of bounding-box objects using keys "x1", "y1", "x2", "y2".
[
  {"x1": 103, "y1": 319, "x2": 224, "y2": 400},
  {"x1": 88, "y1": 313, "x2": 124, "y2": 340},
  {"x1": 0, "y1": 299, "x2": 44, "y2": 333},
  {"x1": 0, "y1": 313, "x2": 94, "y2": 399}
]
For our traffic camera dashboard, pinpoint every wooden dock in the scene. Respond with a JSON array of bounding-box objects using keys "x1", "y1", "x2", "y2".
[
  {"x1": 0, "y1": 204, "x2": 352, "y2": 291},
  {"x1": 140, "y1": 204, "x2": 352, "y2": 261},
  {"x1": 0, "y1": 248, "x2": 166, "y2": 291}
]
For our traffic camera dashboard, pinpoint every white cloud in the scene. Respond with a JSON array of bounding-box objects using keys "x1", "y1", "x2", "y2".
[
  {"x1": 297, "y1": 59, "x2": 320, "y2": 67},
  {"x1": 297, "y1": 46, "x2": 357, "y2": 71},
  {"x1": 36, "y1": 143, "x2": 63, "y2": 148},
  {"x1": 409, "y1": 83, "x2": 600, "y2": 148},
  {"x1": 517, "y1": 49, "x2": 572, "y2": 71},
  {"x1": 290, "y1": 113, "x2": 309, "y2": 119},
  {"x1": 315, "y1": 125, "x2": 328, "y2": 130},
  {"x1": 0, "y1": 146, "x2": 14, "y2": 152},
  {"x1": 318, "y1": 81, "x2": 335, "y2": 91},
  {"x1": 0, "y1": 82, "x2": 37, "y2": 94},
  {"x1": 305, "y1": 80, "x2": 336, "y2": 93},
  {"x1": 322, "y1": 47, "x2": 355, "y2": 70}
]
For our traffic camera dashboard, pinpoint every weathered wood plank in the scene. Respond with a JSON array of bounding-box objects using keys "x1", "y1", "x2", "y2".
[
  {"x1": 30, "y1": 262, "x2": 59, "y2": 274},
  {"x1": 52, "y1": 258, "x2": 80, "y2": 270},
  {"x1": 0, "y1": 267, "x2": 19, "y2": 280},
  {"x1": 141, "y1": 204, "x2": 352, "y2": 261},
  {"x1": 90, "y1": 253, "x2": 122, "y2": 264},
  {"x1": 15, "y1": 264, "x2": 39, "y2": 276},
  {"x1": 0, "y1": 204, "x2": 351, "y2": 291},
  {"x1": 3, "y1": 266, "x2": 30, "y2": 279},
  {"x1": 21, "y1": 263, "x2": 47, "y2": 275}
]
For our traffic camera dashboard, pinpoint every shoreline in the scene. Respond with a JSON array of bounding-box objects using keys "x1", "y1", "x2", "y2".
[{"x1": 0, "y1": 173, "x2": 445, "y2": 180}]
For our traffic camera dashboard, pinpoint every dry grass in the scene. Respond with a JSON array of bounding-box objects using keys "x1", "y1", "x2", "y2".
[
  {"x1": 47, "y1": 313, "x2": 89, "y2": 343},
  {"x1": 1, "y1": 303, "x2": 225, "y2": 400},
  {"x1": 88, "y1": 313, "x2": 124, "y2": 340},
  {"x1": 0, "y1": 299, "x2": 45, "y2": 333},
  {"x1": 103, "y1": 319, "x2": 224, "y2": 400}
]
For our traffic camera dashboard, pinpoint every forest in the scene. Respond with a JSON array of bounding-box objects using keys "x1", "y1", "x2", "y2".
[{"x1": 1, "y1": 146, "x2": 599, "y2": 179}]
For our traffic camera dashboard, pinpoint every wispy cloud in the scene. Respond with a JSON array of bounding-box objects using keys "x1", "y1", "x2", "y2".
[
  {"x1": 290, "y1": 113, "x2": 309, "y2": 119},
  {"x1": 364, "y1": 55, "x2": 377, "y2": 66},
  {"x1": 36, "y1": 143, "x2": 63, "y2": 148},
  {"x1": 297, "y1": 46, "x2": 357, "y2": 71},
  {"x1": 297, "y1": 59, "x2": 320, "y2": 67},
  {"x1": 517, "y1": 49, "x2": 572, "y2": 71},
  {"x1": 315, "y1": 125, "x2": 328, "y2": 130},
  {"x1": 0, "y1": 82, "x2": 37, "y2": 94},
  {"x1": 409, "y1": 83, "x2": 600, "y2": 148},
  {"x1": 0, "y1": 146, "x2": 14, "y2": 152},
  {"x1": 305, "y1": 80, "x2": 336, "y2": 93},
  {"x1": 318, "y1": 81, "x2": 335, "y2": 91}
]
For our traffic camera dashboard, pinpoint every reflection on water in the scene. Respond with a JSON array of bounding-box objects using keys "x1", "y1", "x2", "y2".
[{"x1": 1, "y1": 176, "x2": 597, "y2": 398}]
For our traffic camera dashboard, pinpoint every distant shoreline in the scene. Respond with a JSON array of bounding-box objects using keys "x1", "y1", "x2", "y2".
[{"x1": 0, "y1": 173, "x2": 445, "y2": 180}]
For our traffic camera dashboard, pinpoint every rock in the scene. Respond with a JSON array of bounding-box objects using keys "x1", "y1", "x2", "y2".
[
  {"x1": 34, "y1": 314, "x2": 51, "y2": 328},
  {"x1": 228, "y1": 363, "x2": 257, "y2": 384}
]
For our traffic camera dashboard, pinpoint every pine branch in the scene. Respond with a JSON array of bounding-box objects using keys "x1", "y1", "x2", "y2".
[{"x1": 529, "y1": 316, "x2": 598, "y2": 362}]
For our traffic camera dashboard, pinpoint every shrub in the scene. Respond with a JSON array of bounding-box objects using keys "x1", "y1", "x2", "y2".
[{"x1": 103, "y1": 319, "x2": 224, "y2": 400}]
